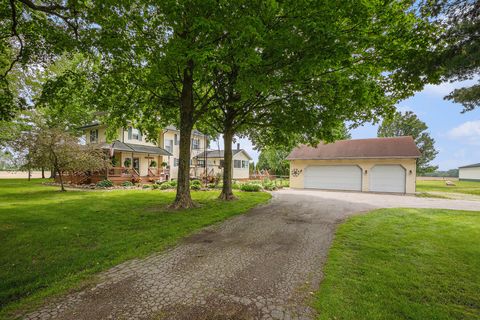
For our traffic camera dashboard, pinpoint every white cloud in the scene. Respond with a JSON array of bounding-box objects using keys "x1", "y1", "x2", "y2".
[
  {"x1": 423, "y1": 76, "x2": 479, "y2": 97},
  {"x1": 447, "y1": 120, "x2": 480, "y2": 145}
]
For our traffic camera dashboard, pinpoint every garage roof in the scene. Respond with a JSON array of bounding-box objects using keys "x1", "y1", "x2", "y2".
[
  {"x1": 459, "y1": 163, "x2": 480, "y2": 169},
  {"x1": 287, "y1": 136, "x2": 421, "y2": 160}
]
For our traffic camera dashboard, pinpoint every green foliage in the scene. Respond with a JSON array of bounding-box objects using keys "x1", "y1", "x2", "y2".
[
  {"x1": 142, "y1": 184, "x2": 150, "y2": 189},
  {"x1": 240, "y1": 183, "x2": 262, "y2": 192},
  {"x1": 257, "y1": 148, "x2": 291, "y2": 176},
  {"x1": 190, "y1": 179, "x2": 202, "y2": 190},
  {"x1": 149, "y1": 161, "x2": 157, "y2": 168},
  {"x1": 0, "y1": 179, "x2": 270, "y2": 316},
  {"x1": 423, "y1": 169, "x2": 459, "y2": 177},
  {"x1": 262, "y1": 182, "x2": 277, "y2": 191},
  {"x1": 96, "y1": 180, "x2": 113, "y2": 188},
  {"x1": 420, "y1": 1, "x2": 480, "y2": 112},
  {"x1": 121, "y1": 181, "x2": 134, "y2": 187},
  {"x1": 378, "y1": 111, "x2": 438, "y2": 174},
  {"x1": 314, "y1": 208, "x2": 480, "y2": 319},
  {"x1": 159, "y1": 183, "x2": 172, "y2": 190}
]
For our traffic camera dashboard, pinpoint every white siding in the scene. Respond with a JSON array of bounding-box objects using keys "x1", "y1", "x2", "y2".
[{"x1": 459, "y1": 167, "x2": 480, "y2": 181}]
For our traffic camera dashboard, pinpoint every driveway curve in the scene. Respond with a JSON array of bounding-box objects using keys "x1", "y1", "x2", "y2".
[{"x1": 25, "y1": 190, "x2": 480, "y2": 320}]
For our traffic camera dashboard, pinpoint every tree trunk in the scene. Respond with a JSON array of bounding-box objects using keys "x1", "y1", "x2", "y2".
[
  {"x1": 41, "y1": 167, "x2": 45, "y2": 179},
  {"x1": 219, "y1": 129, "x2": 237, "y2": 200},
  {"x1": 171, "y1": 60, "x2": 197, "y2": 209},
  {"x1": 50, "y1": 168, "x2": 56, "y2": 179},
  {"x1": 57, "y1": 167, "x2": 66, "y2": 192}
]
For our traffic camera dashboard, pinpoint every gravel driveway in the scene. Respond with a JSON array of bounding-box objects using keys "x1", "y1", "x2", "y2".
[{"x1": 25, "y1": 190, "x2": 480, "y2": 320}]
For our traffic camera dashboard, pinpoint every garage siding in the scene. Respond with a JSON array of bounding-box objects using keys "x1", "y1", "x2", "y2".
[{"x1": 289, "y1": 158, "x2": 417, "y2": 194}]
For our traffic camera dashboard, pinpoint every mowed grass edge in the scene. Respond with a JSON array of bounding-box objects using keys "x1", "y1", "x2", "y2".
[
  {"x1": 314, "y1": 208, "x2": 480, "y2": 320},
  {"x1": 0, "y1": 179, "x2": 271, "y2": 319}
]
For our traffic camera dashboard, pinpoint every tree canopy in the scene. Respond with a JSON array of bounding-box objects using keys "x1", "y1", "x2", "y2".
[
  {"x1": 420, "y1": 0, "x2": 480, "y2": 112},
  {"x1": 378, "y1": 111, "x2": 438, "y2": 175}
]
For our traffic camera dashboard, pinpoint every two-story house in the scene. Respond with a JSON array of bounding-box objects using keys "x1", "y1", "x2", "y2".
[{"x1": 77, "y1": 123, "x2": 252, "y2": 184}]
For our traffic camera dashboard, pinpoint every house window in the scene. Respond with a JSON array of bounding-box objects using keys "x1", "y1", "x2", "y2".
[
  {"x1": 234, "y1": 160, "x2": 241, "y2": 168},
  {"x1": 197, "y1": 159, "x2": 205, "y2": 167},
  {"x1": 219, "y1": 160, "x2": 225, "y2": 168},
  {"x1": 242, "y1": 160, "x2": 248, "y2": 168},
  {"x1": 192, "y1": 138, "x2": 200, "y2": 150},
  {"x1": 128, "y1": 127, "x2": 142, "y2": 141},
  {"x1": 174, "y1": 158, "x2": 179, "y2": 167},
  {"x1": 174, "y1": 134, "x2": 179, "y2": 145},
  {"x1": 165, "y1": 140, "x2": 173, "y2": 153},
  {"x1": 89, "y1": 129, "x2": 98, "y2": 143}
]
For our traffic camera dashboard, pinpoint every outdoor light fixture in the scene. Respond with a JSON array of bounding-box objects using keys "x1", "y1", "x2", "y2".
[
  {"x1": 364, "y1": 169, "x2": 368, "y2": 174},
  {"x1": 409, "y1": 170, "x2": 413, "y2": 174}
]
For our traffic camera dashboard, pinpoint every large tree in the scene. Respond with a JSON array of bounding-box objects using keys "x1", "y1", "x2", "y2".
[
  {"x1": 205, "y1": 0, "x2": 440, "y2": 199},
  {"x1": 378, "y1": 111, "x2": 438, "y2": 174},
  {"x1": 1, "y1": 0, "x2": 83, "y2": 120},
  {"x1": 420, "y1": 0, "x2": 480, "y2": 112}
]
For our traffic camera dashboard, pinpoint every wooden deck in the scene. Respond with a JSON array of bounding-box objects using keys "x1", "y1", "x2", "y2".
[{"x1": 55, "y1": 167, "x2": 170, "y2": 185}]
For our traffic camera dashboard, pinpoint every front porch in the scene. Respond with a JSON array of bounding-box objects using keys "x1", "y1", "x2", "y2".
[{"x1": 57, "y1": 140, "x2": 172, "y2": 185}]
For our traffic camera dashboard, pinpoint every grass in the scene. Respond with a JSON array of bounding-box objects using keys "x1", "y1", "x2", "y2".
[
  {"x1": 416, "y1": 180, "x2": 480, "y2": 196},
  {"x1": 314, "y1": 208, "x2": 480, "y2": 320},
  {"x1": 415, "y1": 192, "x2": 451, "y2": 199},
  {"x1": 0, "y1": 179, "x2": 270, "y2": 319}
]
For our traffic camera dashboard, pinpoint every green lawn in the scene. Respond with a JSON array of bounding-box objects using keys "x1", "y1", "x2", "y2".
[
  {"x1": 416, "y1": 179, "x2": 480, "y2": 196},
  {"x1": 0, "y1": 179, "x2": 270, "y2": 319},
  {"x1": 314, "y1": 208, "x2": 480, "y2": 320}
]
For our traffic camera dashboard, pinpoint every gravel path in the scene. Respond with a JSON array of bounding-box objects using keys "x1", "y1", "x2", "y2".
[{"x1": 24, "y1": 190, "x2": 480, "y2": 320}]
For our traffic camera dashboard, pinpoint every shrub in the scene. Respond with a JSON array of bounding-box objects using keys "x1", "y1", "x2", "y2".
[
  {"x1": 96, "y1": 179, "x2": 113, "y2": 188},
  {"x1": 191, "y1": 184, "x2": 201, "y2": 191},
  {"x1": 142, "y1": 184, "x2": 151, "y2": 189},
  {"x1": 159, "y1": 183, "x2": 171, "y2": 190},
  {"x1": 121, "y1": 181, "x2": 134, "y2": 187},
  {"x1": 207, "y1": 183, "x2": 217, "y2": 189},
  {"x1": 232, "y1": 181, "x2": 240, "y2": 190},
  {"x1": 190, "y1": 179, "x2": 201, "y2": 186},
  {"x1": 262, "y1": 182, "x2": 277, "y2": 191},
  {"x1": 168, "y1": 180, "x2": 177, "y2": 187},
  {"x1": 151, "y1": 184, "x2": 159, "y2": 189},
  {"x1": 240, "y1": 183, "x2": 262, "y2": 192}
]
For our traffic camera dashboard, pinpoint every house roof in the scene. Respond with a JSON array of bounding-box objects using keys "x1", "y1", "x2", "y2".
[
  {"x1": 78, "y1": 123, "x2": 206, "y2": 137},
  {"x1": 459, "y1": 163, "x2": 480, "y2": 169},
  {"x1": 195, "y1": 149, "x2": 252, "y2": 160},
  {"x1": 99, "y1": 140, "x2": 172, "y2": 156},
  {"x1": 287, "y1": 136, "x2": 421, "y2": 160}
]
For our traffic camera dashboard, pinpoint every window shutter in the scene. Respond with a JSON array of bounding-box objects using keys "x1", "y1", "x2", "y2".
[{"x1": 128, "y1": 127, "x2": 132, "y2": 139}]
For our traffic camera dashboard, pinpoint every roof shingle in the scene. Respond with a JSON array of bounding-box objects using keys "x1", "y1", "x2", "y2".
[{"x1": 287, "y1": 136, "x2": 421, "y2": 160}]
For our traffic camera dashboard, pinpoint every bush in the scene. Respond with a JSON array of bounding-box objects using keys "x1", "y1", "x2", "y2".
[
  {"x1": 262, "y1": 182, "x2": 277, "y2": 191},
  {"x1": 240, "y1": 183, "x2": 262, "y2": 192},
  {"x1": 232, "y1": 181, "x2": 240, "y2": 190},
  {"x1": 121, "y1": 181, "x2": 134, "y2": 187},
  {"x1": 151, "y1": 184, "x2": 159, "y2": 189},
  {"x1": 190, "y1": 179, "x2": 201, "y2": 186},
  {"x1": 159, "y1": 183, "x2": 172, "y2": 190},
  {"x1": 168, "y1": 180, "x2": 177, "y2": 187},
  {"x1": 191, "y1": 184, "x2": 201, "y2": 191},
  {"x1": 96, "y1": 179, "x2": 114, "y2": 188},
  {"x1": 207, "y1": 183, "x2": 217, "y2": 189},
  {"x1": 142, "y1": 184, "x2": 150, "y2": 189}
]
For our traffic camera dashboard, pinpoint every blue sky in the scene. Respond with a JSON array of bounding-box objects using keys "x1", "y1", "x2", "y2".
[{"x1": 215, "y1": 78, "x2": 480, "y2": 170}]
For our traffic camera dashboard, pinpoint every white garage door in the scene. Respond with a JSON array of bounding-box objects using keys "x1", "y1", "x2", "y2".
[
  {"x1": 370, "y1": 165, "x2": 406, "y2": 193},
  {"x1": 304, "y1": 165, "x2": 362, "y2": 191}
]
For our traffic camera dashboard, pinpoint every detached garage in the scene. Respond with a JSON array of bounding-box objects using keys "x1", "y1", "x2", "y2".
[
  {"x1": 287, "y1": 136, "x2": 420, "y2": 194},
  {"x1": 458, "y1": 163, "x2": 480, "y2": 181}
]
